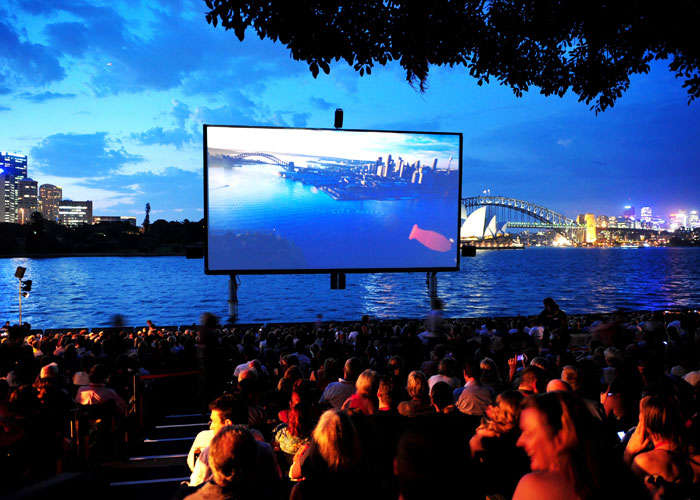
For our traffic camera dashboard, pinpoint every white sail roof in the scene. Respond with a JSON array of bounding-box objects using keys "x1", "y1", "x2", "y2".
[
  {"x1": 461, "y1": 206, "x2": 487, "y2": 239},
  {"x1": 484, "y1": 215, "x2": 498, "y2": 239}
]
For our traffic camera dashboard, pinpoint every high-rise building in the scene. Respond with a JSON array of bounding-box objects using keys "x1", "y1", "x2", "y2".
[
  {"x1": 669, "y1": 211, "x2": 688, "y2": 231},
  {"x1": 1, "y1": 152, "x2": 28, "y2": 224},
  {"x1": 623, "y1": 205, "x2": 635, "y2": 219},
  {"x1": 584, "y1": 213, "x2": 597, "y2": 243},
  {"x1": 688, "y1": 210, "x2": 699, "y2": 229},
  {"x1": 640, "y1": 206, "x2": 652, "y2": 223},
  {"x1": 58, "y1": 200, "x2": 93, "y2": 226},
  {"x1": 39, "y1": 184, "x2": 62, "y2": 222},
  {"x1": 0, "y1": 173, "x2": 17, "y2": 223},
  {"x1": 17, "y1": 178, "x2": 38, "y2": 224},
  {"x1": 0, "y1": 152, "x2": 27, "y2": 181}
]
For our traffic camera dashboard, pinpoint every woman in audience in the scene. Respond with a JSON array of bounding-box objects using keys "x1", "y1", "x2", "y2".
[
  {"x1": 341, "y1": 369, "x2": 378, "y2": 415},
  {"x1": 274, "y1": 402, "x2": 313, "y2": 466},
  {"x1": 397, "y1": 371, "x2": 433, "y2": 417},
  {"x1": 469, "y1": 390, "x2": 528, "y2": 498},
  {"x1": 514, "y1": 391, "x2": 646, "y2": 500},
  {"x1": 289, "y1": 409, "x2": 364, "y2": 499},
  {"x1": 625, "y1": 394, "x2": 695, "y2": 499}
]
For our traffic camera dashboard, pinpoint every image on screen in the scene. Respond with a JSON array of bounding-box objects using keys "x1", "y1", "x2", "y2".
[{"x1": 205, "y1": 126, "x2": 462, "y2": 273}]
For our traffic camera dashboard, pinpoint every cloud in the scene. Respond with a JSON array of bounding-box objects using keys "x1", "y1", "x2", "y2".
[
  {"x1": 81, "y1": 167, "x2": 203, "y2": 220},
  {"x1": 171, "y1": 100, "x2": 191, "y2": 128},
  {"x1": 557, "y1": 138, "x2": 573, "y2": 147},
  {"x1": 44, "y1": 22, "x2": 90, "y2": 56},
  {"x1": 19, "y1": 1, "x2": 309, "y2": 97},
  {"x1": 19, "y1": 91, "x2": 77, "y2": 102},
  {"x1": 292, "y1": 112, "x2": 310, "y2": 127},
  {"x1": 132, "y1": 127, "x2": 194, "y2": 148},
  {"x1": 310, "y1": 97, "x2": 334, "y2": 110},
  {"x1": 0, "y1": 19, "x2": 65, "y2": 86},
  {"x1": 31, "y1": 132, "x2": 143, "y2": 177}
]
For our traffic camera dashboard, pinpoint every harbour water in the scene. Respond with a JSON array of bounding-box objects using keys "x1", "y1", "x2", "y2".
[{"x1": 1, "y1": 247, "x2": 698, "y2": 329}]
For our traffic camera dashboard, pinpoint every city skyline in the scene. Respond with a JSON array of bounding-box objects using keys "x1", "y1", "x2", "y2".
[{"x1": 0, "y1": 0, "x2": 698, "y2": 222}]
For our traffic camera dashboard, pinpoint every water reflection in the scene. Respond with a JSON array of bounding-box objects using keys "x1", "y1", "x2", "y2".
[{"x1": 0, "y1": 248, "x2": 698, "y2": 328}]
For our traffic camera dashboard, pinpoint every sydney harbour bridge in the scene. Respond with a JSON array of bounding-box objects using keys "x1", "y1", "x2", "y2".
[{"x1": 462, "y1": 195, "x2": 582, "y2": 232}]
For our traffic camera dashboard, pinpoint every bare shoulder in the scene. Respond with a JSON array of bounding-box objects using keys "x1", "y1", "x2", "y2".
[{"x1": 513, "y1": 471, "x2": 578, "y2": 500}]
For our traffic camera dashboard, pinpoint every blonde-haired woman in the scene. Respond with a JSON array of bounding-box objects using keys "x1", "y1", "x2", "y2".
[
  {"x1": 397, "y1": 370, "x2": 433, "y2": 417},
  {"x1": 469, "y1": 390, "x2": 528, "y2": 498},
  {"x1": 289, "y1": 409, "x2": 364, "y2": 499},
  {"x1": 342, "y1": 369, "x2": 378, "y2": 415}
]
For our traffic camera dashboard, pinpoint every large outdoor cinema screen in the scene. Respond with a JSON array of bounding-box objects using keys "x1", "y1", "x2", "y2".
[{"x1": 205, "y1": 125, "x2": 462, "y2": 274}]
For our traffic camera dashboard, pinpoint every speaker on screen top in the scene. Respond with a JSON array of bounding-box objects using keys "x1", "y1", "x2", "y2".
[
  {"x1": 334, "y1": 108, "x2": 343, "y2": 129},
  {"x1": 15, "y1": 266, "x2": 26, "y2": 279}
]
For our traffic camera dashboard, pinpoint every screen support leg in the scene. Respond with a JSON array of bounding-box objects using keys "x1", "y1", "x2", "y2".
[
  {"x1": 228, "y1": 274, "x2": 238, "y2": 322},
  {"x1": 331, "y1": 272, "x2": 346, "y2": 289},
  {"x1": 427, "y1": 272, "x2": 438, "y2": 298}
]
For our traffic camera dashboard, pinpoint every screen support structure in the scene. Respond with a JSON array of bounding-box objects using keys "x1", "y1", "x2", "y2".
[
  {"x1": 331, "y1": 108, "x2": 347, "y2": 290},
  {"x1": 426, "y1": 271, "x2": 438, "y2": 298},
  {"x1": 228, "y1": 274, "x2": 239, "y2": 323}
]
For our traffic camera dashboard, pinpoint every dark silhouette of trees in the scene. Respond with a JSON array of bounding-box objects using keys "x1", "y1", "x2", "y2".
[
  {"x1": 0, "y1": 219, "x2": 204, "y2": 256},
  {"x1": 204, "y1": 0, "x2": 700, "y2": 112}
]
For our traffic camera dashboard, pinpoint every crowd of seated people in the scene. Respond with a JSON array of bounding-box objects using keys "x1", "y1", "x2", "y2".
[{"x1": 0, "y1": 304, "x2": 699, "y2": 499}]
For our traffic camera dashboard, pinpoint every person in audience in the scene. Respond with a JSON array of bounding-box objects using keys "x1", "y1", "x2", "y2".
[
  {"x1": 188, "y1": 394, "x2": 249, "y2": 485},
  {"x1": 342, "y1": 369, "x2": 378, "y2": 415},
  {"x1": 74, "y1": 364, "x2": 127, "y2": 415},
  {"x1": 319, "y1": 357, "x2": 361, "y2": 409},
  {"x1": 430, "y1": 381, "x2": 457, "y2": 414},
  {"x1": 546, "y1": 378, "x2": 572, "y2": 392},
  {"x1": 514, "y1": 391, "x2": 646, "y2": 500},
  {"x1": 517, "y1": 366, "x2": 547, "y2": 395},
  {"x1": 397, "y1": 371, "x2": 433, "y2": 417},
  {"x1": 289, "y1": 409, "x2": 364, "y2": 499},
  {"x1": 469, "y1": 390, "x2": 528, "y2": 498},
  {"x1": 479, "y1": 357, "x2": 505, "y2": 395},
  {"x1": 377, "y1": 376, "x2": 395, "y2": 413},
  {"x1": 274, "y1": 402, "x2": 313, "y2": 463},
  {"x1": 625, "y1": 394, "x2": 694, "y2": 499},
  {"x1": 456, "y1": 360, "x2": 492, "y2": 416},
  {"x1": 184, "y1": 425, "x2": 260, "y2": 500},
  {"x1": 427, "y1": 357, "x2": 460, "y2": 390}
]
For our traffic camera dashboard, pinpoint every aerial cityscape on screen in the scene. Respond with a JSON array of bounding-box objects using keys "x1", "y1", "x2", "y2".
[{"x1": 206, "y1": 127, "x2": 461, "y2": 272}]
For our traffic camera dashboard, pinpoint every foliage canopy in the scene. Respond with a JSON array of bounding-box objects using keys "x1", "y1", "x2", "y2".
[{"x1": 204, "y1": 0, "x2": 700, "y2": 112}]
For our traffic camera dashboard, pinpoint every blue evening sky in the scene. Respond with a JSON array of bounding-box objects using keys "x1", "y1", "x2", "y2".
[{"x1": 1, "y1": 0, "x2": 697, "y2": 221}]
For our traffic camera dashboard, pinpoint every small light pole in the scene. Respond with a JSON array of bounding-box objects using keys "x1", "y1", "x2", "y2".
[{"x1": 14, "y1": 266, "x2": 31, "y2": 326}]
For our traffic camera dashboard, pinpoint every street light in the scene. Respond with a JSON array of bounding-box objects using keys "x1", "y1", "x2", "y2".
[{"x1": 15, "y1": 266, "x2": 31, "y2": 325}]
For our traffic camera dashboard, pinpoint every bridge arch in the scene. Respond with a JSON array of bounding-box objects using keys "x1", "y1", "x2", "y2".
[
  {"x1": 462, "y1": 196, "x2": 582, "y2": 228},
  {"x1": 225, "y1": 152, "x2": 288, "y2": 167}
]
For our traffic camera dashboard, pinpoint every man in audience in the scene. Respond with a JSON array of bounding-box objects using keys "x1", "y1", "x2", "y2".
[
  {"x1": 319, "y1": 357, "x2": 361, "y2": 409},
  {"x1": 189, "y1": 394, "x2": 248, "y2": 486},
  {"x1": 456, "y1": 360, "x2": 492, "y2": 416},
  {"x1": 184, "y1": 425, "x2": 260, "y2": 500}
]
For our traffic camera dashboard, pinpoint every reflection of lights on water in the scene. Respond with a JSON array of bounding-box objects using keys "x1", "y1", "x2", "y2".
[{"x1": 551, "y1": 234, "x2": 572, "y2": 247}]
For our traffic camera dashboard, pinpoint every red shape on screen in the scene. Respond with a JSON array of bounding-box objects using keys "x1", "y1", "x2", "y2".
[{"x1": 409, "y1": 224, "x2": 452, "y2": 252}]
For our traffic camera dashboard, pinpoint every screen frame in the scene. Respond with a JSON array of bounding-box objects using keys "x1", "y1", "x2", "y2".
[{"x1": 203, "y1": 124, "x2": 463, "y2": 275}]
